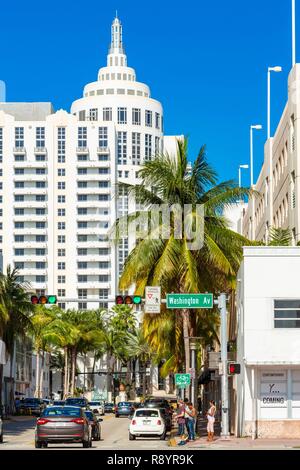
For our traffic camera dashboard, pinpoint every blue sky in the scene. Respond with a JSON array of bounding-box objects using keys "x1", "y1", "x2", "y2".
[{"x1": 0, "y1": 0, "x2": 296, "y2": 186}]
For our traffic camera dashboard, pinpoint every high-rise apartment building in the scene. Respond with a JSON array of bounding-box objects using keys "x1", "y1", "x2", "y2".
[{"x1": 0, "y1": 16, "x2": 179, "y2": 309}]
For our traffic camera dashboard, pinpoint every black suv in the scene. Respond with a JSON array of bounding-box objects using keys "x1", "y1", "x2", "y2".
[
  {"x1": 142, "y1": 399, "x2": 173, "y2": 431},
  {"x1": 64, "y1": 397, "x2": 89, "y2": 409},
  {"x1": 19, "y1": 398, "x2": 45, "y2": 416}
]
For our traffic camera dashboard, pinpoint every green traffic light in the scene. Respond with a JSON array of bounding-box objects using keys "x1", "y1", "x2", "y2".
[
  {"x1": 133, "y1": 295, "x2": 142, "y2": 305},
  {"x1": 47, "y1": 295, "x2": 57, "y2": 304}
]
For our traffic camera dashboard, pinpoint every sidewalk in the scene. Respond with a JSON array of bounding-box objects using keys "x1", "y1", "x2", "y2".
[
  {"x1": 186, "y1": 436, "x2": 300, "y2": 450},
  {"x1": 3, "y1": 415, "x2": 36, "y2": 422}
]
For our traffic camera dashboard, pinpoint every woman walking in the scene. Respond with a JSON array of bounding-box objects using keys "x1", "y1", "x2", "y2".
[{"x1": 206, "y1": 400, "x2": 216, "y2": 441}]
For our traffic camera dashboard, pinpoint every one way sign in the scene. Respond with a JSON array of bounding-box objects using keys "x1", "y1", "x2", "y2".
[{"x1": 145, "y1": 286, "x2": 161, "y2": 314}]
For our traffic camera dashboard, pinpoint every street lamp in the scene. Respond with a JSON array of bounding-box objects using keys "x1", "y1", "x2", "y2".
[
  {"x1": 238, "y1": 164, "x2": 249, "y2": 188},
  {"x1": 267, "y1": 66, "x2": 282, "y2": 140},
  {"x1": 250, "y1": 125, "x2": 262, "y2": 187}
]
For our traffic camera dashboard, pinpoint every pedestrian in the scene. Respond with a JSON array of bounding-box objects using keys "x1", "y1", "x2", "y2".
[
  {"x1": 185, "y1": 402, "x2": 196, "y2": 441},
  {"x1": 176, "y1": 399, "x2": 186, "y2": 438},
  {"x1": 206, "y1": 400, "x2": 216, "y2": 441}
]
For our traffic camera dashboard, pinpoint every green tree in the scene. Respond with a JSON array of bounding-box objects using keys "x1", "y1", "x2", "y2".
[{"x1": 268, "y1": 227, "x2": 292, "y2": 246}]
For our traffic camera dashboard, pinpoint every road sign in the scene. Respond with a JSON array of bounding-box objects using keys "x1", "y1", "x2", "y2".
[
  {"x1": 175, "y1": 373, "x2": 191, "y2": 388},
  {"x1": 145, "y1": 286, "x2": 161, "y2": 313},
  {"x1": 167, "y1": 293, "x2": 213, "y2": 309}
]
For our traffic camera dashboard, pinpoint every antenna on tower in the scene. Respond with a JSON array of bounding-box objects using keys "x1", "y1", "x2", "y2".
[{"x1": 115, "y1": 9, "x2": 118, "y2": 19}]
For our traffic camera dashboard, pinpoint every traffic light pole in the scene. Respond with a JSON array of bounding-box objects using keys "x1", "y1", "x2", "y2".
[{"x1": 217, "y1": 293, "x2": 230, "y2": 439}]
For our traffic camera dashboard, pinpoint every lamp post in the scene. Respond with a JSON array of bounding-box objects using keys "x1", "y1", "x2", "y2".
[
  {"x1": 250, "y1": 125, "x2": 262, "y2": 187},
  {"x1": 267, "y1": 67, "x2": 282, "y2": 140},
  {"x1": 238, "y1": 164, "x2": 249, "y2": 189}
]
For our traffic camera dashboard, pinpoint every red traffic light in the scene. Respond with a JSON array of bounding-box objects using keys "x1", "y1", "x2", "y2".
[
  {"x1": 115, "y1": 295, "x2": 124, "y2": 305},
  {"x1": 31, "y1": 295, "x2": 39, "y2": 305},
  {"x1": 228, "y1": 363, "x2": 241, "y2": 375},
  {"x1": 31, "y1": 295, "x2": 57, "y2": 305}
]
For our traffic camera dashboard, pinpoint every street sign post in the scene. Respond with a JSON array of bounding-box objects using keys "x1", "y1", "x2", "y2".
[
  {"x1": 167, "y1": 293, "x2": 213, "y2": 309},
  {"x1": 145, "y1": 286, "x2": 161, "y2": 313},
  {"x1": 175, "y1": 373, "x2": 191, "y2": 388}
]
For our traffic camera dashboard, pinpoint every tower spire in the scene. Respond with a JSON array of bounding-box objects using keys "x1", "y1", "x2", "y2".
[{"x1": 110, "y1": 15, "x2": 124, "y2": 55}]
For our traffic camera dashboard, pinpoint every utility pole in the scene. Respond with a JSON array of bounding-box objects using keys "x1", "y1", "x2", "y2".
[{"x1": 216, "y1": 293, "x2": 230, "y2": 438}]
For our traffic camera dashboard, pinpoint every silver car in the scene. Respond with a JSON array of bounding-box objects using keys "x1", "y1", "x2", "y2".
[{"x1": 0, "y1": 415, "x2": 3, "y2": 443}]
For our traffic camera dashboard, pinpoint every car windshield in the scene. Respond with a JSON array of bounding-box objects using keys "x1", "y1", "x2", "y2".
[
  {"x1": 53, "y1": 401, "x2": 65, "y2": 405},
  {"x1": 136, "y1": 409, "x2": 159, "y2": 417},
  {"x1": 118, "y1": 402, "x2": 131, "y2": 407},
  {"x1": 144, "y1": 401, "x2": 167, "y2": 408},
  {"x1": 105, "y1": 403, "x2": 113, "y2": 406},
  {"x1": 84, "y1": 411, "x2": 94, "y2": 420},
  {"x1": 65, "y1": 399, "x2": 86, "y2": 406},
  {"x1": 23, "y1": 399, "x2": 42, "y2": 404},
  {"x1": 89, "y1": 402, "x2": 101, "y2": 406},
  {"x1": 42, "y1": 407, "x2": 81, "y2": 417}
]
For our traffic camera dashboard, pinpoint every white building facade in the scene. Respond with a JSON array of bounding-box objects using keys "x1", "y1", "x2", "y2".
[
  {"x1": 0, "y1": 16, "x2": 179, "y2": 309},
  {"x1": 234, "y1": 247, "x2": 300, "y2": 438}
]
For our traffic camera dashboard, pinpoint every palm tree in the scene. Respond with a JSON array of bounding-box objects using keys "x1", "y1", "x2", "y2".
[
  {"x1": 0, "y1": 266, "x2": 34, "y2": 409},
  {"x1": 117, "y1": 138, "x2": 252, "y2": 373},
  {"x1": 268, "y1": 227, "x2": 292, "y2": 246},
  {"x1": 126, "y1": 328, "x2": 153, "y2": 395}
]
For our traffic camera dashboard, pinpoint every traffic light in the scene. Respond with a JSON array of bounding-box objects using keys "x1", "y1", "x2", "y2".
[
  {"x1": 228, "y1": 362, "x2": 241, "y2": 375},
  {"x1": 115, "y1": 295, "x2": 142, "y2": 305},
  {"x1": 31, "y1": 295, "x2": 57, "y2": 305}
]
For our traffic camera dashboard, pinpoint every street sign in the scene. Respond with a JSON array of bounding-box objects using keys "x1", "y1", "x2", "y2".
[
  {"x1": 145, "y1": 286, "x2": 161, "y2": 313},
  {"x1": 166, "y1": 293, "x2": 213, "y2": 309},
  {"x1": 175, "y1": 373, "x2": 191, "y2": 388}
]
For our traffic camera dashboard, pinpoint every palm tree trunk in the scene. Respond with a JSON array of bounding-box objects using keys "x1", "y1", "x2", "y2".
[
  {"x1": 9, "y1": 342, "x2": 15, "y2": 413},
  {"x1": 63, "y1": 347, "x2": 68, "y2": 398},
  {"x1": 35, "y1": 350, "x2": 40, "y2": 398},
  {"x1": 70, "y1": 348, "x2": 76, "y2": 396},
  {"x1": 182, "y1": 309, "x2": 190, "y2": 373},
  {"x1": 39, "y1": 352, "x2": 44, "y2": 398}
]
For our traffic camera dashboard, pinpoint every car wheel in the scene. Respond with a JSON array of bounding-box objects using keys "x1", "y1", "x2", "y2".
[
  {"x1": 129, "y1": 433, "x2": 136, "y2": 440},
  {"x1": 160, "y1": 431, "x2": 166, "y2": 440},
  {"x1": 0, "y1": 433, "x2": 3, "y2": 443},
  {"x1": 82, "y1": 439, "x2": 90, "y2": 448},
  {"x1": 42, "y1": 442, "x2": 48, "y2": 448},
  {"x1": 35, "y1": 440, "x2": 43, "y2": 448},
  {"x1": 89, "y1": 438, "x2": 92, "y2": 448},
  {"x1": 115, "y1": 414, "x2": 119, "y2": 418}
]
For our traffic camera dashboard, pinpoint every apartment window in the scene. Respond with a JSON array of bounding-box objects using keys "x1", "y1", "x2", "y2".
[
  {"x1": 155, "y1": 137, "x2": 160, "y2": 155},
  {"x1": 118, "y1": 170, "x2": 122, "y2": 178},
  {"x1": 14, "y1": 262, "x2": 24, "y2": 270},
  {"x1": 117, "y1": 132, "x2": 127, "y2": 165},
  {"x1": 155, "y1": 112, "x2": 160, "y2": 129},
  {"x1": 36, "y1": 195, "x2": 46, "y2": 202},
  {"x1": 58, "y1": 209, "x2": 66, "y2": 217},
  {"x1": 99, "y1": 261, "x2": 110, "y2": 269},
  {"x1": 36, "y1": 222, "x2": 45, "y2": 228},
  {"x1": 78, "y1": 248, "x2": 87, "y2": 256},
  {"x1": 89, "y1": 108, "x2": 98, "y2": 121},
  {"x1": 58, "y1": 276, "x2": 66, "y2": 284},
  {"x1": 58, "y1": 235, "x2": 65, "y2": 243},
  {"x1": 99, "y1": 289, "x2": 109, "y2": 299},
  {"x1": 98, "y1": 168, "x2": 109, "y2": 174},
  {"x1": 15, "y1": 181, "x2": 24, "y2": 188},
  {"x1": 98, "y1": 181, "x2": 109, "y2": 188},
  {"x1": 99, "y1": 275, "x2": 109, "y2": 282},
  {"x1": 78, "y1": 235, "x2": 88, "y2": 242},
  {"x1": 36, "y1": 235, "x2": 46, "y2": 242},
  {"x1": 58, "y1": 222, "x2": 65, "y2": 230},
  {"x1": 57, "y1": 127, "x2": 66, "y2": 163},
  {"x1": 103, "y1": 107, "x2": 112, "y2": 121},
  {"x1": 58, "y1": 168, "x2": 65, "y2": 176},
  {"x1": 36, "y1": 169, "x2": 46, "y2": 175},
  {"x1": 132, "y1": 132, "x2": 141, "y2": 165},
  {"x1": 36, "y1": 154, "x2": 46, "y2": 161},
  {"x1": 79, "y1": 110, "x2": 86, "y2": 121},
  {"x1": 78, "y1": 262, "x2": 87, "y2": 269},
  {"x1": 78, "y1": 194, "x2": 87, "y2": 201},
  {"x1": 125, "y1": 171, "x2": 129, "y2": 178},
  {"x1": 78, "y1": 168, "x2": 87, "y2": 175},
  {"x1": 36, "y1": 127, "x2": 45, "y2": 148},
  {"x1": 58, "y1": 289, "x2": 66, "y2": 297},
  {"x1": 14, "y1": 155, "x2": 25, "y2": 161},
  {"x1": 36, "y1": 262, "x2": 46, "y2": 269},
  {"x1": 58, "y1": 182, "x2": 65, "y2": 190},
  {"x1": 78, "y1": 127, "x2": 87, "y2": 148},
  {"x1": 14, "y1": 248, "x2": 24, "y2": 256},
  {"x1": 36, "y1": 208, "x2": 45, "y2": 215},
  {"x1": 99, "y1": 248, "x2": 110, "y2": 255},
  {"x1": 15, "y1": 168, "x2": 24, "y2": 175},
  {"x1": 58, "y1": 303, "x2": 66, "y2": 310},
  {"x1": 78, "y1": 181, "x2": 88, "y2": 189},
  {"x1": 98, "y1": 194, "x2": 109, "y2": 201},
  {"x1": 78, "y1": 275, "x2": 87, "y2": 283},
  {"x1": 15, "y1": 127, "x2": 24, "y2": 148},
  {"x1": 118, "y1": 107, "x2": 127, "y2": 124},
  {"x1": 15, "y1": 195, "x2": 24, "y2": 202},
  {"x1": 36, "y1": 275, "x2": 45, "y2": 283},
  {"x1": 274, "y1": 300, "x2": 300, "y2": 328},
  {"x1": 36, "y1": 181, "x2": 46, "y2": 188},
  {"x1": 14, "y1": 208, "x2": 24, "y2": 215},
  {"x1": 98, "y1": 127, "x2": 108, "y2": 148},
  {"x1": 78, "y1": 208, "x2": 87, "y2": 215},
  {"x1": 58, "y1": 249, "x2": 66, "y2": 257},
  {"x1": 78, "y1": 302, "x2": 87, "y2": 310},
  {"x1": 98, "y1": 154, "x2": 109, "y2": 161},
  {"x1": 36, "y1": 248, "x2": 45, "y2": 255},
  {"x1": 14, "y1": 235, "x2": 24, "y2": 242},
  {"x1": 132, "y1": 108, "x2": 141, "y2": 125},
  {"x1": 58, "y1": 262, "x2": 65, "y2": 270},
  {"x1": 15, "y1": 222, "x2": 24, "y2": 229},
  {"x1": 78, "y1": 289, "x2": 87, "y2": 299},
  {"x1": 78, "y1": 221, "x2": 88, "y2": 229},
  {"x1": 145, "y1": 134, "x2": 152, "y2": 161},
  {"x1": 145, "y1": 110, "x2": 152, "y2": 127},
  {"x1": 58, "y1": 195, "x2": 65, "y2": 203}
]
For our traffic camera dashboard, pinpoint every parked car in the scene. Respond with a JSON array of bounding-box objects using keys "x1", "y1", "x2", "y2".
[
  {"x1": 129, "y1": 408, "x2": 166, "y2": 440},
  {"x1": 104, "y1": 402, "x2": 115, "y2": 413},
  {"x1": 43, "y1": 399, "x2": 52, "y2": 407},
  {"x1": 115, "y1": 402, "x2": 134, "y2": 418},
  {"x1": 0, "y1": 415, "x2": 3, "y2": 443},
  {"x1": 19, "y1": 398, "x2": 45, "y2": 416},
  {"x1": 64, "y1": 397, "x2": 89, "y2": 409},
  {"x1": 88, "y1": 401, "x2": 105, "y2": 415},
  {"x1": 84, "y1": 410, "x2": 102, "y2": 440},
  {"x1": 53, "y1": 400, "x2": 65, "y2": 406},
  {"x1": 142, "y1": 399, "x2": 173, "y2": 431},
  {"x1": 35, "y1": 406, "x2": 92, "y2": 448}
]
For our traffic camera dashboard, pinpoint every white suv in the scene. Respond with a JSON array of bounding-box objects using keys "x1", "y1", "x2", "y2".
[
  {"x1": 88, "y1": 401, "x2": 105, "y2": 416},
  {"x1": 129, "y1": 408, "x2": 166, "y2": 440}
]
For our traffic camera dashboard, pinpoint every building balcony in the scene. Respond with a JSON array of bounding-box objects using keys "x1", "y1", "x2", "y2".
[
  {"x1": 76, "y1": 147, "x2": 89, "y2": 154},
  {"x1": 76, "y1": 174, "x2": 111, "y2": 181},
  {"x1": 34, "y1": 147, "x2": 47, "y2": 154},
  {"x1": 13, "y1": 175, "x2": 48, "y2": 182},
  {"x1": 76, "y1": 187, "x2": 111, "y2": 195},
  {"x1": 13, "y1": 255, "x2": 47, "y2": 262},
  {"x1": 14, "y1": 242, "x2": 48, "y2": 249},
  {"x1": 77, "y1": 268, "x2": 111, "y2": 276},
  {"x1": 76, "y1": 161, "x2": 110, "y2": 168},
  {"x1": 76, "y1": 214, "x2": 110, "y2": 221},
  {"x1": 76, "y1": 281, "x2": 111, "y2": 289},
  {"x1": 13, "y1": 161, "x2": 48, "y2": 168},
  {"x1": 19, "y1": 268, "x2": 48, "y2": 276},
  {"x1": 76, "y1": 200, "x2": 110, "y2": 208},
  {"x1": 13, "y1": 215, "x2": 48, "y2": 222},
  {"x1": 13, "y1": 147, "x2": 26, "y2": 154},
  {"x1": 97, "y1": 147, "x2": 110, "y2": 154},
  {"x1": 13, "y1": 201, "x2": 47, "y2": 208}
]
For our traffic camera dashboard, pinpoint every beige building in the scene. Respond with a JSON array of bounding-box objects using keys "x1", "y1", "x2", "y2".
[{"x1": 242, "y1": 64, "x2": 300, "y2": 243}]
